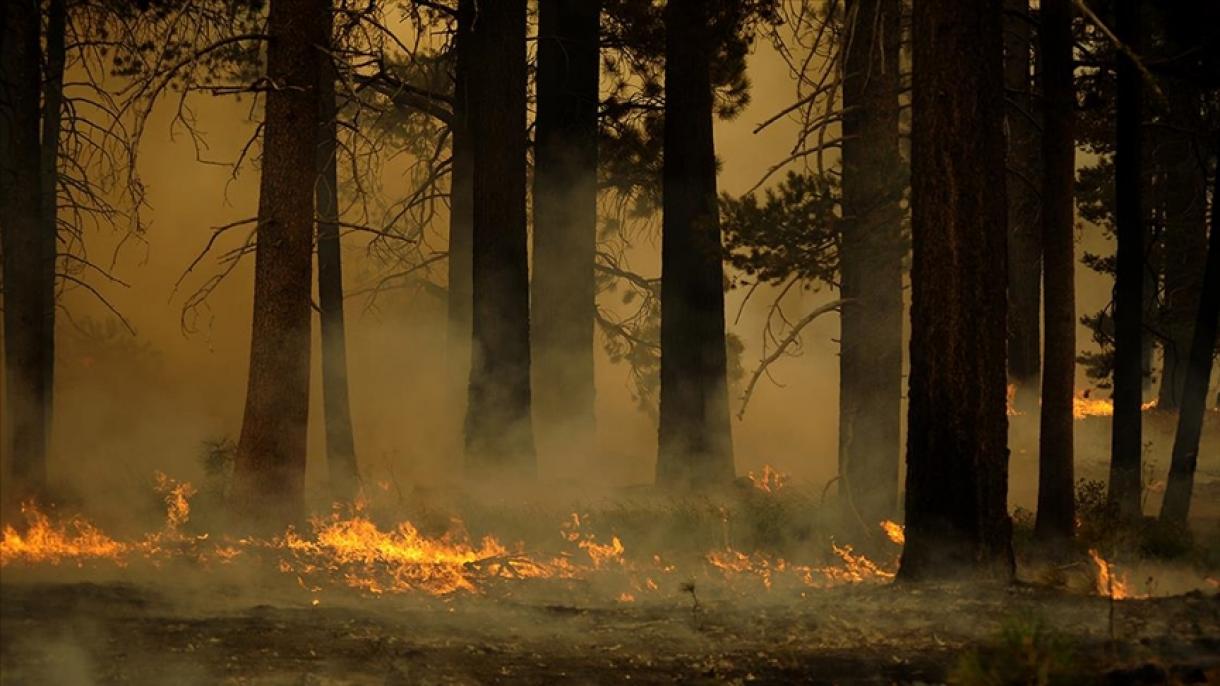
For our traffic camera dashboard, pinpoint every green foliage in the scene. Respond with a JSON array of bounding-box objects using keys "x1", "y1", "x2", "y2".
[
  {"x1": 721, "y1": 170, "x2": 840, "y2": 286},
  {"x1": 950, "y1": 616, "x2": 1081, "y2": 686}
]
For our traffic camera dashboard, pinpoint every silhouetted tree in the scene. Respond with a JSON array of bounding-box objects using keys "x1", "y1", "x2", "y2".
[
  {"x1": 447, "y1": 0, "x2": 474, "y2": 423},
  {"x1": 532, "y1": 0, "x2": 601, "y2": 465},
  {"x1": 1160, "y1": 156, "x2": 1220, "y2": 525},
  {"x1": 464, "y1": 0, "x2": 536, "y2": 474},
  {"x1": 1034, "y1": 0, "x2": 1076, "y2": 544},
  {"x1": 656, "y1": 0, "x2": 735, "y2": 488},
  {"x1": 317, "y1": 0, "x2": 358, "y2": 501},
  {"x1": 234, "y1": 0, "x2": 326, "y2": 524},
  {"x1": 1005, "y1": 0, "x2": 1043, "y2": 412},
  {"x1": 1108, "y1": 0, "x2": 1145, "y2": 520},
  {"x1": 898, "y1": 0, "x2": 1013, "y2": 581},
  {"x1": 0, "y1": 0, "x2": 51, "y2": 501},
  {"x1": 838, "y1": 0, "x2": 904, "y2": 525}
]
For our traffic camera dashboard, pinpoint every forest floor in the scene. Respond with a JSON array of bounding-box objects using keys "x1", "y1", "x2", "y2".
[{"x1": 3, "y1": 562, "x2": 1220, "y2": 684}]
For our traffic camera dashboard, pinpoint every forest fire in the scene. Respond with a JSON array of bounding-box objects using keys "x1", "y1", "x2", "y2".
[{"x1": 0, "y1": 476, "x2": 920, "y2": 598}]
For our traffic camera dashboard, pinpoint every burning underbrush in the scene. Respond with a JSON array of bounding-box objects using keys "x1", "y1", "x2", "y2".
[
  {"x1": 3, "y1": 467, "x2": 1198, "y2": 607},
  {"x1": 1, "y1": 469, "x2": 910, "y2": 602}
]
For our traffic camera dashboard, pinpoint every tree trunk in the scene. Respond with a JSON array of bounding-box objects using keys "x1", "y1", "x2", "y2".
[
  {"x1": 898, "y1": 0, "x2": 1013, "y2": 581},
  {"x1": 1033, "y1": 0, "x2": 1076, "y2": 544},
  {"x1": 1004, "y1": 0, "x2": 1043, "y2": 412},
  {"x1": 0, "y1": 0, "x2": 49, "y2": 502},
  {"x1": 656, "y1": 0, "x2": 735, "y2": 489},
  {"x1": 1159, "y1": 151, "x2": 1219, "y2": 526},
  {"x1": 838, "y1": 0, "x2": 903, "y2": 525},
  {"x1": 39, "y1": 0, "x2": 65, "y2": 453},
  {"x1": 532, "y1": 0, "x2": 600, "y2": 468},
  {"x1": 1155, "y1": 81, "x2": 1207, "y2": 411},
  {"x1": 234, "y1": 0, "x2": 325, "y2": 526},
  {"x1": 1108, "y1": 0, "x2": 1145, "y2": 520},
  {"x1": 447, "y1": 0, "x2": 474, "y2": 423},
  {"x1": 317, "y1": 0, "x2": 358, "y2": 501},
  {"x1": 463, "y1": 0, "x2": 536, "y2": 475}
]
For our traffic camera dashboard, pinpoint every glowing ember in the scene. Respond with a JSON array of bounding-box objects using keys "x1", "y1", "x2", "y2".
[{"x1": 881, "y1": 520, "x2": 905, "y2": 545}]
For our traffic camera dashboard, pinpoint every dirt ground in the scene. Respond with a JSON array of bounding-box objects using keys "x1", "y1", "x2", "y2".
[{"x1": 2, "y1": 576, "x2": 1218, "y2": 685}]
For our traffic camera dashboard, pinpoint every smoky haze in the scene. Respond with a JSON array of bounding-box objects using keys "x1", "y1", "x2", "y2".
[{"x1": 34, "y1": 28, "x2": 1207, "y2": 525}]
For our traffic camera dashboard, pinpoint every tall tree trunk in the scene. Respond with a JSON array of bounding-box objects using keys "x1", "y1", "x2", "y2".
[
  {"x1": 532, "y1": 0, "x2": 600, "y2": 468},
  {"x1": 1155, "y1": 81, "x2": 1207, "y2": 411},
  {"x1": 656, "y1": 0, "x2": 735, "y2": 489},
  {"x1": 838, "y1": 0, "x2": 903, "y2": 525},
  {"x1": 463, "y1": 0, "x2": 535, "y2": 474},
  {"x1": 1159, "y1": 153, "x2": 1219, "y2": 526},
  {"x1": 1004, "y1": 0, "x2": 1043, "y2": 412},
  {"x1": 234, "y1": 0, "x2": 325, "y2": 525},
  {"x1": 317, "y1": 0, "x2": 358, "y2": 501},
  {"x1": 898, "y1": 0, "x2": 1013, "y2": 581},
  {"x1": 1033, "y1": 0, "x2": 1076, "y2": 544},
  {"x1": 447, "y1": 0, "x2": 473, "y2": 425},
  {"x1": 0, "y1": 0, "x2": 49, "y2": 502},
  {"x1": 39, "y1": 0, "x2": 65, "y2": 453},
  {"x1": 1108, "y1": 0, "x2": 1145, "y2": 520}
]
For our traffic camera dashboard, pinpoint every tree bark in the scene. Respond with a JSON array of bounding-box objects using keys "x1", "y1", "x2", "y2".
[
  {"x1": 0, "y1": 0, "x2": 49, "y2": 502},
  {"x1": 1033, "y1": 0, "x2": 1076, "y2": 544},
  {"x1": 898, "y1": 0, "x2": 1013, "y2": 581},
  {"x1": 317, "y1": 0, "x2": 358, "y2": 501},
  {"x1": 838, "y1": 0, "x2": 903, "y2": 525},
  {"x1": 463, "y1": 0, "x2": 536, "y2": 475},
  {"x1": 1155, "y1": 81, "x2": 1207, "y2": 411},
  {"x1": 1159, "y1": 151, "x2": 1219, "y2": 526},
  {"x1": 1108, "y1": 0, "x2": 1145, "y2": 520},
  {"x1": 656, "y1": 0, "x2": 735, "y2": 489},
  {"x1": 234, "y1": 0, "x2": 325, "y2": 526},
  {"x1": 532, "y1": 0, "x2": 600, "y2": 467},
  {"x1": 447, "y1": 0, "x2": 474, "y2": 423},
  {"x1": 1004, "y1": 0, "x2": 1043, "y2": 412}
]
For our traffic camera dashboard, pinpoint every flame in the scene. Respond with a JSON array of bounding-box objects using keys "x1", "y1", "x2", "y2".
[
  {"x1": 880, "y1": 519, "x2": 905, "y2": 545},
  {"x1": 1073, "y1": 392, "x2": 1158, "y2": 419},
  {"x1": 747, "y1": 464, "x2": 790, "y2": 494},
  {"x1": 0, "y1": 504, "x2": 128, "y2": 567},
  {"x1": 1088, "y1": 548, "x2": 1141, "y2": 599},
  {"x1": 1006, "y1": 383, "x2": 1021, "y2": 416},
  {"x1": 2, "y1": 474, "x2": 906, "y2": 598}
]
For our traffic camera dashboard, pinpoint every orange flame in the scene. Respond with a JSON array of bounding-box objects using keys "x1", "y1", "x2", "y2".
[
  {"x1": 1088, "y1": 548, "x2": 1141, "y2": 599},
  {"x1": 747, "y1": 465, "x2": 790, "y2": 494},
  {"x1": 880, "y1": 520, "x2": 905, "y2": 545}
]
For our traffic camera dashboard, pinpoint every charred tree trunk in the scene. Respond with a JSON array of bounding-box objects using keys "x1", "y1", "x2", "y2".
[
  {"x1": 532, "y1": 0, "x2": 600, "y2": 467},
  {"x1": 447, "y1": 0, "x2": 474, "y2": 421},
  {"x1": 463, "y1": 0, "x2": 536, "y2": 474},
  {"x1": 0, "y1": 0, "x2": 49, "y2": 501},
  {"x1": 838, "y1": 0, "x2": 904, "y2": 525},
  {"x1": 656, "y1": 0, "x2": 735, "y2": 489},
  {"x1": 234, "y1": 0, "x2": 325, "y2": 525},
  {"x1": 1004, "y1": 0, "x2": 1043, "y2": 412},
  {"x1": 1155, "y1": 82, "x2": 1207, "y2": 411},
  {"x1": 1159, "y1": 153, "x2": 1219, "y2": 526},
  {"x1": 898, "y1": 0, "x2": 1013, "y2": 581},
  {"x1": 1033, "y1": 0, "x2": 1076, "y2": 544},
  {"x1": 317, "y1": 0, "x2": 358, "y2": 501},
  {"x1": 1108, "y1": 0, "x2": 1145, "y2": 520}
]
